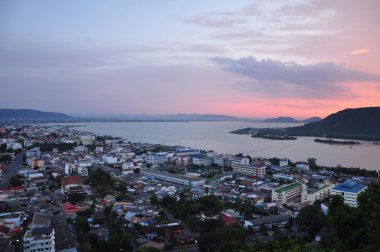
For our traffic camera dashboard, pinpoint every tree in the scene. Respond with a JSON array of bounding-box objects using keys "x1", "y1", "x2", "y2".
[
  {"x1": 9, "y1": 175, "x2": 23, "y2": 186},
  {"x1": 307, "y1": 157, "x2": 318, "y2": 170},
  {"x1": 296, "y1": 203, "x2": 327, "y2": 237},
  {"x1": 0, "y1": 154, "x2": 12, "y2": 163}
]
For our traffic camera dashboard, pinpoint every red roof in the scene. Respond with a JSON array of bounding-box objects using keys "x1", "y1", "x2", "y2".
[
  {"x1": 61, "y1": 176, "x2": 83, "y2": 186},
  {"x1": 63, "y1": 202, "x2": 81, "y2": 214},
  {"x1": 219, "y1": 212, "x2": 241, "y2": 226},
  {"x1": 8, "y1": 186, "x2": 26, "y2": 191}
]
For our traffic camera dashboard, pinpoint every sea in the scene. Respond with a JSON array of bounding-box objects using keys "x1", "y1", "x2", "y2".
[{"x1": 56, "y1": 121, "x2": 380, "y2": 171}]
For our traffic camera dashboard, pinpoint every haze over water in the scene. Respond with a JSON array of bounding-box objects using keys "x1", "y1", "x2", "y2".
[{"x1": 70, "y1": 121, "x2": 380, "y2": 171}]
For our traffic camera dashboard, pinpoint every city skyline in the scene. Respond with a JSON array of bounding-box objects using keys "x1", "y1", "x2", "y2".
[{"x1": 1, "y1": 0, "x2": 379, "y2": 118}]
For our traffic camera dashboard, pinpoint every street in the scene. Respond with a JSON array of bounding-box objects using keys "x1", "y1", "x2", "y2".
[{"x1": 0, "y1": 153, "x2": 23, "y2": 188}]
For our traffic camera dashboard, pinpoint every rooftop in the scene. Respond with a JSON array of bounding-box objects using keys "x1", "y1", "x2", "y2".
[
  {"x1": 308, "y1": 184, "x2": 331, "y2": 194},
  {"x1": 274, "y1": 182, "x2": 302, "y2": 194},
  {"x1": 250, "y1": 214, "x2": 290, "y2": 226},
  {"x1": 333, "y1": 181, "x2": 367, "y2": 194}
]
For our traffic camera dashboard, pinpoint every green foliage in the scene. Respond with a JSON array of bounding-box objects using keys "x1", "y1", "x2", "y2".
[
  {"x1": 0, "y1": 154, "x2": 12, "y2": 163},
  {"x1": 241, "y1": 237, "x2": 307, "y2": 252},
  {"x1": 88, "y1": 168, "x2": 115, "y2": 197},
  {"x1": 9, "y1": 174, "x2": 23, "y2": 186},
  {"x1": 32, "y1": 142, "x2": 77, "y2": 151},
  {"x1": 198, "y1": 226, "x2": 247, "y2": 252},
  {"x1": 136, "y1": 248, "x2": 160, "y2": 252},
  {"x1": 296, "y1": 203, "x2": 327, "y2": 238},
  {"x1": 0, "y1": 143, "x2": 7, "y2": 153},
  {"x1": 326, "y1": 183, "x2": 380, "y2": 251},
  {"x1": 68, "y1": 193, "x2": 86, "y2": 204}
]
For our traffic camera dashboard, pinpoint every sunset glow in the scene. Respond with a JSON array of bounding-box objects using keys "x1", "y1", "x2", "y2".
[{"x1": 1, "y1": 0, "x2": 379, "y2": 118}]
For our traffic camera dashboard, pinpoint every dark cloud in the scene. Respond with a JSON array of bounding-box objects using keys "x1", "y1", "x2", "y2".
[{"x1": 211, "y1": 56, "x2": 380, "y2": 98}]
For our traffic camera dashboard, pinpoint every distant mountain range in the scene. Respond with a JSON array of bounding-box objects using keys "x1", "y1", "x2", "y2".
[
  {"x1": 0, "y1": 109, "x2": 73, "y2": 121},
  {"x1": 286, "y1": 107, "x2": 380, "y2": 140},
  {"x1": 0, "y1": 109, "x2": 250, "y2": 122},
  {"x1": 262, "y1": 116, "x2": 322, "y2": 123}
]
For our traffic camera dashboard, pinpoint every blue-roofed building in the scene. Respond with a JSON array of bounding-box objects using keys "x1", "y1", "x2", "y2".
[{"x1": 331, "y1": 180, "x2": 367, "y2": 207}]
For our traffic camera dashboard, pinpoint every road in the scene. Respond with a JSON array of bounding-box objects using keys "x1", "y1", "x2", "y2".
[{"x1": 0, "y1": 153, "x2": 23, "y2": 188}]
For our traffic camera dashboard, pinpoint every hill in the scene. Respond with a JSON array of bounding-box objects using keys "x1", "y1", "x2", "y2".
[
  {"x1": 262, "y1": 116, "x2": 321, "y2": 123},
  {"x1": 287, "y1": 107, "x2": 380, "y2": 140},
  {"x1": 302, "y1": 117, "x2": 322, "y2": 123},
  {"x1": 262, "y1": 117, "x2": 300, "y2": 123},
  {"x1": 0, "y1": 109, "x2": 73, "y2": 121}
]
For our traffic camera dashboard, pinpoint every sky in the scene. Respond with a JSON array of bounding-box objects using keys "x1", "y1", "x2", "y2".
[{"x1": 0, "y1": 0, "x2": 379, "y2": 118}]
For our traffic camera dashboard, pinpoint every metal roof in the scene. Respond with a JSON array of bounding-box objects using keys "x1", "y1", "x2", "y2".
[{"x1": 333, "y1": 181, "x2": 367, "y2": 194}]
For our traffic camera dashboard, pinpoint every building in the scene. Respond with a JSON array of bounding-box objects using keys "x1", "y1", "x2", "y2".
[
  {"x1": 213, "y1": 154, "x2": 231, "y2": 168},
  {"x1": 32, "y1": 159, "x2": 44, "y2": 168},
  {"x1": 232, "y1": 159, "x2": 266, "y2": 177},
  {"x1": 246, "y1": 214, "x2": 290, "y2": 231},
  {"x1": 74, "y1": 145, "x2": 88, "y2": 152},
  {"x1": 176, "y1": 156, "x2": 190, "y2": 166},
  {"x1": 60, "y1": 176, "x2": 84, "y2": 193},
  {"x1": 192, "y1": 155, "x2": 212, "y2": 167},
  {"x1": 77, "y1": 166, "x2": 88, "y2": 177},
  {"x1": 295, "y1": 163, "x2": 309, "y2": 171},
  {"x1": 95, "y1": 146, "x2": 104, "y2": 153},
  {"x1": 64, "y1": 163, "x2": 76, "y2": 175},
  {"x1": 102, "y1": 155, "x2": 118, "y2": 164},
  {"x1": 305, "y1": 184, "x2": 332, "y2": 204},
  {"x1": 23, "y1": 227, "x2": 56, "y2": 252},
  {"x1": 331, "y1": 181, "x2": 367, "y2": 207},
  {"x1": 271, "y1": 182, "x2": 304, "y2": 204},
  {"x1": 146, "y1": 152, "x2": 168, "y2": 166},
  {"x1": 6, "y1": 142, "x2": 22, "y2": 150},
  {"x1": 26, "y1": 147, "x2": 41, "y2": 159},
  {"x1": 279, "y1": 158, "x2": 289, "y2": 167},
  {"x1": 273, "y1": 173, "x2": 293, "y2": 183},
  {"x1": 140, "y1": 169, "x2": 206, "y2": 187}
]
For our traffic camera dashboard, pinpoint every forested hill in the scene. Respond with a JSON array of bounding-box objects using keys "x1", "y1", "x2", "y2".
[
  {"x1": 0, "y1": 109, "x2": 72, "y2": 121},
  {"x1": 287, "y1": 107, "x2": 380, "y2": 140}
]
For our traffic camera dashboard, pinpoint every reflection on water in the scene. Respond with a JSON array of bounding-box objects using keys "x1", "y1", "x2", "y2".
[{"x1": 63, "y1": 121, "x2": 380, "y2": 171}]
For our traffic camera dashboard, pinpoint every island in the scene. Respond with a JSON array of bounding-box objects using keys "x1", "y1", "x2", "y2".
[{"x1": 314, "y1": 138, "x2": 360, "y2": 145}]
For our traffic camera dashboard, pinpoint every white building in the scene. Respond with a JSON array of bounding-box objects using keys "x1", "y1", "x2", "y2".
[
  {"x1": 23, "y1": 227, "x2": 55, "y2": 252},
  {"x1": 26, "y1": 147, "x2": 41, "y2": 159},
  {"x1": 122, "y1": 162, "x2": 141, "y2": 174},
  {"x1": 295, "y1": 163, "x2": 309, "y2": 171},
  {"x1": 102, "y1": 155, "x2": 118, "y2": 164},
  {"x1": 74, "y1": 145, "x2": 88, "y2": 152},
  {"x1": 271, "y1": 182, "x2": 304, "y2": 204},
  {"x1": 331, "y1": 181, "x2": 367, "y2": 207},
  {"x1": 6, "y1": 142, "x2": 22, "y2": 150},
  {"x1": 192, "y1": 156, "x2": 212, "y2": 167},
  {"x1": 64, "y1": 163, "x2": 76, "y2": 175},
  {"x1": 273, "y1": 173, "x2": 294, "y2": 183},
  {"x1": 305, "y1": 184, "x2": 332, "y2": 204},
  {"x1": 279, "y1": 158, "x2": 289, "y2": 167},
  {"x1": 140, "y1": 169, "x2": 206, "y2": 187},
  {"x1": 232, "y1": 159, "x2": 266, "y2": 177},
  {"x1": 213, "y1": 155, "x2": 231, "y2": 167},
  {"x1": 146, "y1": 152, "x2": 168, "y2": 166},
  {"x1": 78, "y1": 166, "x2": 88, "y2": 177},
  {"x1": 24, "y1": 213, "x2": 55, "y2": 252}
]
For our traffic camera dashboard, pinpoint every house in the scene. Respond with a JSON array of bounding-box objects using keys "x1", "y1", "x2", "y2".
[
  {"x1": 62, "y1": 202, "x2": 81, "y2": 214},
  {"x1": 247, "y1": 214, "x2": 290, "y2": 231},
  {"x1": 60, "y1": 176, "x2": 83, "y2": 193},
  {"x1": 103, "y1": 194, "x2": 116, "y2": 205},
  {"x1": 219, "y1": 212, "x2": 241, "y2": 226},
  {"x1": 74, "y1": 145, "x2": 88, "y2": 152}
]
